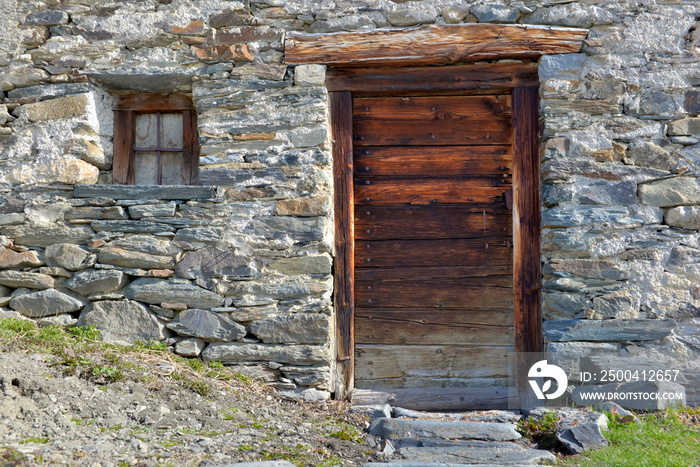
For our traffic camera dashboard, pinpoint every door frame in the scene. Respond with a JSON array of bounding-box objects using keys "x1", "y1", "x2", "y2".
[
  {"x1": 284, "y1": 24, "x2": 587, "y2": 399},
  {"x1": 328, "y1": 68, "x2": 542, "y2": 399}
]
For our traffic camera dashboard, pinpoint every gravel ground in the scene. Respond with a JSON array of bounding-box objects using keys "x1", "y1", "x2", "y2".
[{"x1": 0, "y1": 350, "x2": 377, "y2": 466}]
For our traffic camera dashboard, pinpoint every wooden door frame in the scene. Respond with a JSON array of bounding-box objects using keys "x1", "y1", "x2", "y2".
[{"x1": 285, "y1": 24, "x2": 587, "y2": 399}]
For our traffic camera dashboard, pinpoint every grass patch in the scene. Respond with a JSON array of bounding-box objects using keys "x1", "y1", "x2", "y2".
[
  {"x1": 518, "y1": 410, "x2": 565, "y2": 452},
  {"x1": 560, "y1": 407, "x2": 700, "y2": 467},
  {"x1": 0, "y1": 318, "x2": 255, "y2": 397}
]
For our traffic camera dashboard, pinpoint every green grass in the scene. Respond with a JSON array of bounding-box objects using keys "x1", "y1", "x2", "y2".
[
  {"x1": 560, "y1": 407, "x2": 700, "y2": 467},
  {"x1": 0, "y1": 318, "x2": 247, "y2": 397}
]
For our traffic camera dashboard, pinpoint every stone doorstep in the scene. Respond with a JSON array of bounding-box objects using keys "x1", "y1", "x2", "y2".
[
  {"x1": 395, "y1": 446, "x2": 557, "y2": 464},
  {"x1": 369, "y1": 418, "x2": 522, "y2": 442}
]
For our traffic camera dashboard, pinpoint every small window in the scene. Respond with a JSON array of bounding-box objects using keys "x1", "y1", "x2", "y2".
[{"x1": 113, "y1": 93, "x2": 199, "y2": 185}]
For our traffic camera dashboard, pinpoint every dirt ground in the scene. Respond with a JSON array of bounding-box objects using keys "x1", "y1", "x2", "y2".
[{"x1": 0, "y1": 349, "x2": 377, "y2": 466}]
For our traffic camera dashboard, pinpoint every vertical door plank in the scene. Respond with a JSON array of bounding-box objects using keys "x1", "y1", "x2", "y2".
[
  {"x1": 512, "y1": 86, "x2": 542, "y2": 355},
  {"x1": 330, "y1": 91, "x2": 355, "y2": 399},
  {"x1": 113, "y1": 110, "x2": 135, "y2": 184}
]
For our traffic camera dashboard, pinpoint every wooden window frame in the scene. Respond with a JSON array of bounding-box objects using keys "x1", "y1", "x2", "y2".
[{"x1": 113, "y1": 93, "x2": 199, "y2": 185}]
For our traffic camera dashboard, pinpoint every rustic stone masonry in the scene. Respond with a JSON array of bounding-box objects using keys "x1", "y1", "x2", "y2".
[{"x1": 0, "y1": 0, "x2": 699, "y2": 404}]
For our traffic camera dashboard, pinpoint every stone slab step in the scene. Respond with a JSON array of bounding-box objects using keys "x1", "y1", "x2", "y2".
[
  {"x1": 391, "y1": 439, "x2": 529, "y2": 450},
  {"x1": 363, "y1": 464, "x2": 553, "y2": 467},
  {"x1": 395, "y1": 446, "x2": 556, "y2": 465},
  {"x1": 369, "y1": 418, "x2": 521, "y2": 441},
  {"x1": 393, "y1": 407, "x2": 522, "y2": 424}
]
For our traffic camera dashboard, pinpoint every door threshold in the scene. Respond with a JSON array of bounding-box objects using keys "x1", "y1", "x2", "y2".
[{"x1": 351, "y1": 387, "x2": 518, "y2": 411}]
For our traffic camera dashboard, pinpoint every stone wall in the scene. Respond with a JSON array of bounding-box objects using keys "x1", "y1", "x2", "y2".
[{"x1": 0, "y1": 0, "x2": 699, "y2": 404}]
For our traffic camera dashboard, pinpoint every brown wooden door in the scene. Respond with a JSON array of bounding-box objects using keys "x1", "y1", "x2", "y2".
[{"x1": 352, "y1": 93, "x2": 515, "y2": 391}]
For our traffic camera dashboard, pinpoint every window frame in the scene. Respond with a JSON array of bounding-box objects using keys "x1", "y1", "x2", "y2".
[{"x1": 113, "y1": 93, "x2": 199, "y2": 185}]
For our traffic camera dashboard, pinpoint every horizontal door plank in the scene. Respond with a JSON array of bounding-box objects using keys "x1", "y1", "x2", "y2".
[
  {"x1": 355, "y1": 377, "x2": 508, "y2": 390},
  {"x1": 355, "y1": 278, "x2": 514, "y2": 308},
  {"x1": 354, "y1": 344, "x2": 512, "y2": 380},
  {"x1": 285, "y1": 23, "x2": 588, "y2": 67},
  {"x1": 356, "y1": 265, "x2": 513, "y2": 280},
  {"x1": 355, "y1": 177, "x2": 510, "y2": 205},
  {"x1": 326, "y1": 62, "x2": 539, "y2": 92},
  {"x1": 355, "y1": 238, "x2": 512, "y2": 269},
  {"x1": 356, "y1": 310, "x2": 514, "y2": 346},
  {"x1": 355, "y1": 206, "x2": 512, "y2": 240},
  {"x1": 356, "y1": 308, "x2": 514, "y2": 326},
  {"x1": 351, "y1": 387, "x2": 515, "y2": 410},
  {"x1": 354, "y1": 96, "x2": 512, "y2": 146},
  {"x1": 354, "y1": 146, "x2": 512, "y2": 177}
]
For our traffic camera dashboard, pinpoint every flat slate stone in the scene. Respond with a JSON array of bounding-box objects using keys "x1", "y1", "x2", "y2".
[
  {"x1": 362, "y1": 463, "x2": 552, "y2": 467},
  {"x1": 10, "y1": 289, "x2": 86, "y2": 318},
  {"x1": 395, "y1": 446, "x2": 556, "y2": 465},
  {"x1": 98, "y1": 247, "x2": 174, "y2": 270},
  {"x1": 0, "y1": 271, "x2": 54, "y2": 289},
  {"x1": 74, "y1": 185, "x2": 215, "y2": 200},
  {"x1": 125, "y1": 278, "x2": 224, "y2": 308},
  {"x1": 202, "y1": 342, "x2": 329, "y2": 365},
  {"x1": 64, "y1": 269, "x2": 128, "y2": 296},
  {"x1": 91, "y1": 220, "x2": 176, "y2": 233},
  {"x1": 543, "y1": 319, "x2": 675, "y2": 342},
  {"x1": 167, "y1": 308, "x2": 246, "y2": 342},
  {"x1": 369, "y1": 418, "x2": 521, "y2": 442},
  {"x1": 77, "y1": 299, "x2": 171, "y2": 345}
]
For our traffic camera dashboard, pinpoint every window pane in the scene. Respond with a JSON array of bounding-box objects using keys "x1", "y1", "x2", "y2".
[
  {"x1": 134, "y1": 114, "x2": 158, "y2": 148},
  {"x1": 162, "y1": 152, "x2": 186, "y2": 185},
  {"x1": 134, "y1": 151, "x2": 159, "y2": 185},
  {"x1": 161, "y1": 113, "x2": 184, "y2": 149}
]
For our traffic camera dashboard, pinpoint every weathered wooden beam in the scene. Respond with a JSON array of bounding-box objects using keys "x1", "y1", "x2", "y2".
[
  {"x1": 327, "y1": 62, "x2": 539, "y2": 93},
  {"x1": 286, "y1": 24, "x2": 587, "y2": 67},
  {"x1": 330, "y1": 91, "x2": 355, "y2": 400}
]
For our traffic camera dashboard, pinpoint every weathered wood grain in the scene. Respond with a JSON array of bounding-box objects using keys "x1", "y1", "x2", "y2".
[
  {"x1": 351, "y1": 387, "x2": 515, "y2": 410},
  {"x1": 115, "y1": 93, "x2": 193, "y2": 111},
  {"x1": 355, "y1": 278, "x2": 514, "y2": 308},
  {"x1": 330, "y1": 91, "x2": 355, "y2": 399},
  {"x1": 354, "y1": 345, "x2": 511, "y2": 380},
  {"x1": 355, "y1": 206, "x2": 512, "y2": 240},
  {"x1": 326, "y1": 62, "x2": 539, "y2": 93},
  {"x1": 513, "y1": 86, "x2": 542, "y2": 355},
  {"x1": 355, "y1": 237, "x2": 512, "y2": 269},
  {"x1": 354, "y1": 146, "x2": 512, "y2": 177},
  {"x1": 112, "y1": 109, "x2": 135, "y2": 185},
  {"x1": 354, "y1": 96, "x2": 512, "y2": 146},
  {"x1": 355, "y1": 265, "x2": 512, "y2": 281},
  {"x1": 356, "y1": 309, "x2": 514, "y2": 345},
  {"x1": 285, "y1": 23, "x2": 588, "y2": 67},
  {"x1": 354, "y1": 177, "x2": 511, "y2": 205}
]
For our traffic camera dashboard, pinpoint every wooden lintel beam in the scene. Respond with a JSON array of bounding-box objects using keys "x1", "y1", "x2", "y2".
[{"x1": 286, "y1": 24, "x2": 588, "y2": 67}]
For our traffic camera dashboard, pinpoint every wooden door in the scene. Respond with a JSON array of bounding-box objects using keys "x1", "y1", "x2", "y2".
[{"x1": 352, "y1": 93, "x2": 515, "y2": 391}]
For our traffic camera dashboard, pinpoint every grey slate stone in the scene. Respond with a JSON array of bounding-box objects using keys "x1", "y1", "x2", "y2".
[
  {"x1": 25, "y1": 10, "x2": 69, "y2": 26},
  {"x1": 166, "y1": 308, "x2": 246, "y2": 342},
  {"x1": 77, "y1": 299, "x2": 171, "y2": 345},
  {"x1": 639, "y1": 177, "x2": 700, "y2": 207},
  {"x1": 173, "y1": 227, "x2": 224, "y2": 245},
  {"x1": 539, "y1": 53, "x2": 586, "y2": 81},
  {"x1": 543, "y1": 319, "x2": 675, "y2": 342},
  {"x1": 469, "y1": 3, "x2": 520, "y2": 23},
  {"x1": 7, "y1": 83, "x2": 90, "y2": 101},
  {"x1": 98, "y1": 247, "x2": 174, "y2": 270},
  {"x1": 202, "y1": 342, "x2": 329, "y2": 365},
  {"x1": 1, "y1": 224, "x2": 94, "y2": 248},
  {"x1": 394, "y1": 446, "x2": 556, "y2": 465},
  {"x1": 64, "y1": 269, "x2": 128, "y2": 296},
  {"x1": 128, "y1": 203, "x2": 177, "y2": 219},
  {"x1": 277, "y1": 387, "x2": 331, "y2": 402},
  {"x1": 576, "y1": 180, "x2": 637, "y2": 206},
  {"x1": 219, "y1": 461, "x2": 296, "y2": 467},
  {"x1": 368, "y1": 418, "x2": 521, "y2": 441},
  {"x1": 64, "y1": 206, "x2": 128, "y2": 221},
  {"x1": 349, "y1": 405, "x2": 392, "y2": 421},
  {"x1": 125, "y1": 278, "x2": 224, "y2": 308},
  {"x1": 665, "y1": 206, "x2": 700, "y2": 230},
  {"x1": 176, "y1": 247, "x2": 262, "y2": 279},
  {"x1": 555, "y1": 409, "x2": 609, "y2": 455},
  {"x1": 91, "y1": 220, "x2": 176, "y2": 234},
  {"x1": 45, "y1": 243, "x2": 91, "y2": 271},
  {"x1": 10, "y1": 289, "x2": 86, "y2": 318},
  {"x1": 0, "y1": 271, "x2": 54, "y2": 289},
  {"x1": 250, "y1": 313, "x2": 331, "y2": 344},
  {"x1": 175, "y1": 337, "x2": 206, "y2": 357},
  {"x1": 74, "y1": 185, "x2": 215, "y2": 200}
]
